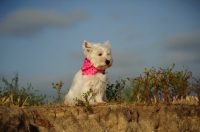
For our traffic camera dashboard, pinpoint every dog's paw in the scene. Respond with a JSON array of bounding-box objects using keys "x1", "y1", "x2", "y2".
[
  {"x1": 89, "y1": 101, "x2": 97, "y2": 106},
  {"x1": 97, "y1": 102, "x2": 107, "y2": 106}
]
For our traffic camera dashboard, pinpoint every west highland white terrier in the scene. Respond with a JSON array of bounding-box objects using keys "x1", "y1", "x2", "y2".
[{"x1": 64, "y1": 40, "x2": 113, "y2": 105}]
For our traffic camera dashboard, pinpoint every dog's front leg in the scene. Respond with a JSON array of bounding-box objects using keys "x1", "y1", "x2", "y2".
[
  {"x1": 94, "y1": 82, "x2": 106, "y2": 103},
  {"x1": 81, "y1": 83, "x2": 97, "y2": 105}
]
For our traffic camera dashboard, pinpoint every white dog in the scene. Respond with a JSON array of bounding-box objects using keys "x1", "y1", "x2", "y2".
[{"x1": 64, "y1": 40, "x2": 113, "y2": 105}]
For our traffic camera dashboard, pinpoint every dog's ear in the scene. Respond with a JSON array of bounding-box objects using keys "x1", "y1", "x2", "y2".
[
  {"x1": 83, "y1": 40, "x2": 92, "y2": 53},
  {"x1": 103, "y1": 40, "x2": 110, "y2": 48}
]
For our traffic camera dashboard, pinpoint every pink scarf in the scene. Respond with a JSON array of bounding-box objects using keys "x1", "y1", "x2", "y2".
[{"x1": 81, "y1": 58, "x2": 105, "y2": 75}]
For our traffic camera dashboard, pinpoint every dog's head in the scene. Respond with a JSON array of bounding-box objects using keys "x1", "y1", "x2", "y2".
[{"x1": 83, "y1": 40, "x2": 113, "y2": 70}]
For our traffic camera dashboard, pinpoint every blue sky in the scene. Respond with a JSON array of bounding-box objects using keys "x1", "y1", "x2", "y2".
[{"x1": 0, "y1": 0, "x2": 200, "y2": 97}]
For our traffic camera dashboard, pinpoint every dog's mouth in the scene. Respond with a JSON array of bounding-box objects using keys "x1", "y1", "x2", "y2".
[
  {"x1": 92, "y1": 59, "x2": 113, "y2": 70},
  {"x1": 96, "y1": 63, "x2": 112, "y2": 70},
  {"x1": 99, "y1": 66, "x2": 108, "y2": 70}
]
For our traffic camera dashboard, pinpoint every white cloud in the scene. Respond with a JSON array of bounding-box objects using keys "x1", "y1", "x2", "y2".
[
  {"x1": 161, "y1": 31, "x2": 200, "y2": 64},
  {"x1": 108, "y1": 11, "x2": 122, "y2": 21},
  {"x1": 163, "y1": 31, "x2": 200, "y2": 51},
  {"x1": 0, "y1": 8, "x2": 89, "y2": 36},
  {"x1": 156, "y1": 31, "x2": 200, "y2": 78},
  {"x1": 165, "y1": 51, "x2": 199, "y2": 64}
]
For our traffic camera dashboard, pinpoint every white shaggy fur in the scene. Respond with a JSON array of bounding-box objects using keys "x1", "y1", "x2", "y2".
[{"x1": 64, "y1": 40, "x2": 113, "y2": 105}]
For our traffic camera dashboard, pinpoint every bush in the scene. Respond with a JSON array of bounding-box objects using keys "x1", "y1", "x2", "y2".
[
  {"x1": 52, "y1": 81, "x2": 64, "y2": 103},
  {"x1": 127, "y1": 64, "x2": 200, "y2": 104},
  {"x1": 106, "y1": 79, "x2": 126, "y2": 103},
  {"x1": 107, "y1": 64, "x2": 200, "y2": 105},
  {"x1": 73, "y1": 89, "x2": 96, "y2": 113},
  {"x1": 0, "y1": 72, "x2": 46, "y2": 107}
]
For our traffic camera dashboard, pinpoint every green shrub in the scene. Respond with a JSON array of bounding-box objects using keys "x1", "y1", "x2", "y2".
[
  {"x1": 0, "y1": 72, "x2": 46, "y2": 107},
  {"x1": 190, "y1": 77, "x2": 200, "y2": 105},
  {"x1": 52, "y1": 81, "x2": 64, "y2": 103},
  {"x1": 106, "y1": 79, "x2": 126, "y2": 103},
  {"x1": 74, "y1": 89, "x2": 96, "y2": 113},
  {"x1": 126, "y1": 64, "x2": 200, "y2": 104},
  {"x1": 106, "y1": 64, "x2": 200, "y2": 105}
]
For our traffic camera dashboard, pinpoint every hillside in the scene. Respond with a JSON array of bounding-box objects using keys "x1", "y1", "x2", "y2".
[{"x1": 0, "y1": 104, "x2": 200, "y2": 132}]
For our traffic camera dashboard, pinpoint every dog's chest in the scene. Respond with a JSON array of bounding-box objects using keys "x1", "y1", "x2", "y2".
[
  {"x1": 82, "y1": 72, "x2": 107, "y2": 84},
  {"x1": 96, "y1": 72, "x2": 107, "y2": 82}
]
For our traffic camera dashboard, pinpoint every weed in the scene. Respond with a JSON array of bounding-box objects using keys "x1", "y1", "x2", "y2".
[
  {"x1": 124, "y1": 64, "x2": 199, "y2": 105},
  {"x1": 0, "y1": 72, "x2": 46, "y2": 107},
  {"x1": 106, "y1": 79, "x2": 126, "y2": 103},
  {"x1": 73, "y1": 89, "x2": 96, "y2": 113},
  {"x1": 52, "y1": 81, "x2": 64, "y2": 103},
  {"x1": 190, "y1": 77, "x2": 200, "y2": 105}
]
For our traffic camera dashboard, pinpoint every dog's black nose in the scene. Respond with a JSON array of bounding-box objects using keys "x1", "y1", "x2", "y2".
[{"x1": 105, "y1": 60, "x2": 110, "y2": 65}]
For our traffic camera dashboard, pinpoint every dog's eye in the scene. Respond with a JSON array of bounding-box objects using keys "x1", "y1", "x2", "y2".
[
  {"x1": 98, "y1": 53, "x2": 102, "y2": 56},
  {"x1": 107, "y1": 53, "x2": 110, "y2": 55}
]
